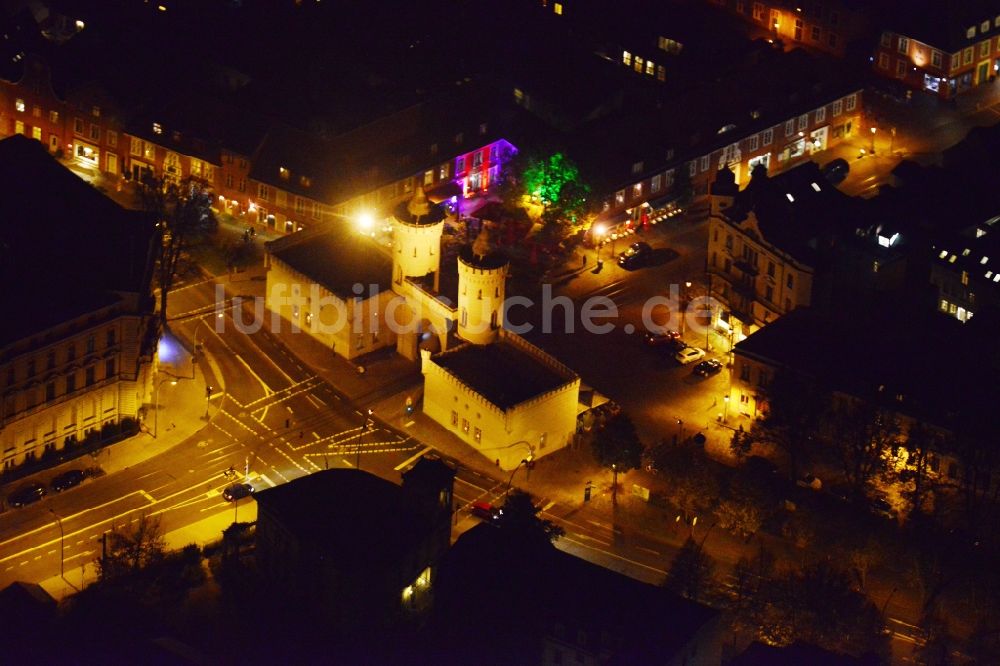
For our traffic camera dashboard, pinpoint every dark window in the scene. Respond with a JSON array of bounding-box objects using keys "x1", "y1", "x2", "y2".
[
  {"x1": 45, "y1": 383, "x2": 55, "y2": 401},
  {"x1": 67, "y1": 344, "x2": 75, "y2": 362},
  {"x1": 86, "y1": 335, "x2": 95, "y2": 354},
  {"x1": 105, "y1": 358, "x2": 115, "y2": 378},
  {"x1": 47, "y1": 351, "x2": 55, "y2": 369},
  {"x1": 106, "y1": 329, "x2": 116, "y2": 346},
  {"x1": 85, "y1": 366, "x2": 95, "y2": 386},
  {"x1": 27, "y1": 359, "x2": 35, "y2": 377},
  {"x1": 66, "y1": 374, "x2": 76, "y2": 393}
]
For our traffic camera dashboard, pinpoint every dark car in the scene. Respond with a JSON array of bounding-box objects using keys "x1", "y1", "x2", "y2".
[
  {"x1": 51, "y1": 469, "x2": 85, "y2": 492},
  {"x1": 692, "y1": 359, "x2": 723, "y2": 377},
  {"x1": 871, "y1": 496, "x2": 897, "y2": 520},
  {"x1": 470, "y1": 501, "x2": 503, "y2": 523},
  {"x1": 222, "y1": 482, "x2": 254, "y2": 502},
  {"x1": 644, "y1": 329, "x2": 681, "y2": 347},
  {"x1": 8, "y1": 482, "x2": 46, "y2": 508},
  {"x1": 617, "y1": 241, "x2": 652, "y2": 269},
  {"x1": 822, "y1": 158, "x2": 849, "y2": 185}
]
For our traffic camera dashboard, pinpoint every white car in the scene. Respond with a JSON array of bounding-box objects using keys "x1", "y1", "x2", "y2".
[
  {"x1": 674, "y1": 346, "x2": 706, "y2": 364},
  {"x1": 796, "y1": 474, "x2": 822, "y2": 490}
]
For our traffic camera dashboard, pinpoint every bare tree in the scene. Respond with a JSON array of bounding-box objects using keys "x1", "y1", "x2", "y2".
[
  {"x1": 96, "y1": 513, "x2": 166, "y2": 583},
  {"x1": 828, "y1": 399, "x2": 900, "y2": 496},
  {"x1": 663, "y1": 537, "x2": 715, "y2": 602},
  {"x1": 745, "y1": 371, "x2": 825, "y2": 481},
  {"x1": 138, "y1": 176, "x2": 217, "y2": 330}
]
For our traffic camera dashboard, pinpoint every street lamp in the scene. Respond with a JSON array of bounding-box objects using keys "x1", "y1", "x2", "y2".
[
  {"x1": 356, "y1": 210, "x2": 375, "y2": 236},
  {"x1": 611, "y1": 463, "x2": 619, "y2": 505},
  {"x1": 593, "y1": 223, "x2": 607, "y2": 268},
  {"x1": 870, "y1": 126, "x2": 877, "y2": 154},
  {"x1": 505, "y1": 455, "x2": 534, "y2": 498},
  {"x1": 49, "y1": 508, "x2": 65, "y2": 580},
  {"x1": 152, "y1": 377, "x2": 177, "y2": 438},
  {"x1": 203, "y1": 385, "x2": 213, "y2": 421},
  {"x1": 723, "y1": 395, "x2": 730, "y2": 423},
  {"x1": 356, "y1": 408, "x2": 374, "y2": 470}
]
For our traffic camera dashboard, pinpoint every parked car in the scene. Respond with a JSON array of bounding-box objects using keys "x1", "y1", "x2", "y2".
[
  {"x1": 617, "y1": 241, "x2": 652, "y2": 269},
  {"x1": 643, "y1": 329, "x2": 681, "y2": 347},
  {"x1": 674, "y1": 346, "x2": 706, "y2": 365},
  {"x1": 222, "y1": 482, "x2": 254, "y2": 502},
  {"x1": 796, "y1": 473, "x2": 823, "y2": 490},
  {"x1": 870, "y1": 496, "x2": 897, "y2": 520},
  {"x1": 51, "y1": 469, "x2": 85, "y2": 492},
  {"x1": 692, "y1": 359, "x2": 723, "y2": 377},
  {"x1": 821, "y1": 158, "x2": 850, "y2": 185},
  {"x1": 8, "y1": 482, "x2": 46, "y2": 508},
  {"x1": 470, "y1": 501, "x2": 503, "y2": 523}
]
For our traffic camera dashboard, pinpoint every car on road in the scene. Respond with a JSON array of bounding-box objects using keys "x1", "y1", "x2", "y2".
[
  {"x1": 470, "y1": 501, "x2": 503, "y2": 523},
  {"x1": 796, "y1": 473, "x2": 823, "y2": 490},
  {"x1": 692, "y1": 359, "x2": 723, "y2": 377},
  {"x1": 222, "y1": 482, "x2": 254, "y2": 502},
  {"x1": 8, "y1": 482, "x2": 46, "y2": 508},
  {"x1": 51, "y1": 469, "x2": 85, "y2": 492},
  {"x1": 643, "y1": 329, "x2": 681, "y2": 347},
  {"x1": 617, "y1": 241, "x2": 652, "y2": 269},
  {"x1": 674, "y1": 346, "x2": 706, "y2": 365},
  {"x1": 822, "y1": 158, "x2": 850, "y2": 185}
]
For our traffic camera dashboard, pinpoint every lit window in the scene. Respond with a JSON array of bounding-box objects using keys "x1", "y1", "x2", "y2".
[
  {"x1": 645, "y1": 60, "x2": 655, "y2": 75},
  {"x1": 152, "y1": 122, "x2": 162, "y2": 134},
  {"x1": 786, "y1": 193, "x2": 795, "y2": 202},
  {"x1": 553, "y1": 2, "x2": 562, "y2": 14},
  {"x1": 962, "y1": 248, "x2": 971, "y2": 256},
  {"x1": 938, "y1": 249, "x2": 948, "y2": 258},
  {"x1": 15, "y1": 98, "x2": 24, "y2": 112},
  {"x1": 948, "y1": 255, "x2": 957, "y2": 263},
  {"x1": 981, "y1": 256, "x2": 989, "y2": 264},
  {"x1": 622, "y1": 51, "x2": 632, "y2": 65},
  {"x1": 810, "y1": 182, "x2": 821, "y2": 192},
  {"x1": 279, "y1": 166, "x2": 289, "y2": 180},
  {"x1": 967, "y1": 26, "x2": 976, "y2": 39}
]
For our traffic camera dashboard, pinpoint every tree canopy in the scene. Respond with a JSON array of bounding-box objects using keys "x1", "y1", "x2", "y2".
[{"x1": 591, "y1": 413, "x2": 644, "y2": 474}]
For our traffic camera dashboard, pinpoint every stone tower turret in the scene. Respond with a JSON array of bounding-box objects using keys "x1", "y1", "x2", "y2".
[
  {"x1": 457, "y1": 227, "x2": 508, "y2": 345},
  {"x1": 390, "y1": 187, "x2": 447, "y2": 289}
]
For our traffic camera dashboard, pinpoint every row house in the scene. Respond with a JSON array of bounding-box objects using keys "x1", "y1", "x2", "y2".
[
  {"x1": 596, "y1": 87, "x2": 862, "y2": 226},
  {"x1": 730, "y1": 305, "x2": 992, "y2": 493},
  {"x1": 707, "y1": 0, "x2": 871, "y2": 57},
  {"x1": 0, "y1": 136, "x2": 157, "y2": 471},
  {"x1": 704, "y1": 163, "x2": 838, "y2": 341},
  {"x1": 875, "y1": 8, "x2": 1000, "y2": 98}
]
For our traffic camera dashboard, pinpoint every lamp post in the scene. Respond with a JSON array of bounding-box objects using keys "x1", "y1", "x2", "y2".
[
  {"x1": 611, "y1": 463, "x2": 619, "y2": 505},
  {"x1": 723, "y1": 395, "x2": 730, "y2": 423},
  {"x1": 49, "y1": 508, "x2": 64, "y2": 580},
  {"x1": 152, "y1": 377, "x2": 177, "y2": 438},
  {"x1": 203, "y1": 385, "x2": 213, "y2": 421},
  {"x1": 356, "y1": 409, "x2": 374, "y2": 470},
  {"x1": 505, "y1": 456, "x2": 533, "y2": 498},
  {"x1": 593, "y1": 223, "x2": 606, "y2": 268},
  {"x1": 870, "y1": 126, "x2": 877, "y2": 154}
]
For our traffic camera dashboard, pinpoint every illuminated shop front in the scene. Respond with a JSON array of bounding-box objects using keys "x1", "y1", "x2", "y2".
[{"x1": 73, "y1": 140, "x2": 99, "y2": 167}]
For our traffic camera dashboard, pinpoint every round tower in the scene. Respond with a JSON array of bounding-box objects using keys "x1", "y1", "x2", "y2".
[
  {"x1": 390, "y1": 187, "x2": 447, "y2": 287},
  {"x1": 457, "y1": 228, "x2": 509, "y2": 345}
]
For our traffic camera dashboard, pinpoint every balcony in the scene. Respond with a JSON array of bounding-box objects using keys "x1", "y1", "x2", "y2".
[{"x1": 733, "y1": 259, "x2": 759, "y2": 276}]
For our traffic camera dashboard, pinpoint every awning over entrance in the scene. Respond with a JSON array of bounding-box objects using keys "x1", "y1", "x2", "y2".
[{"x1": 425, "y1": 180, "x2": 461, "y2": 203}]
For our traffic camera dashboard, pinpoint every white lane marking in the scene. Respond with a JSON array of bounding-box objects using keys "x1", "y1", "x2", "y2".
[
  {"x1": 341, "y1": 458, "x2": 354, "y2": 467},
  {"x1": 306, "y1": 393, "x2": 324, "y2": 409},
  {"x1": 394, "y1": 445, "x2": 433, "y2": 471},
  {"x1": 234, "y1": 354, "x2": 273, "y2": 395},
  {"x1": 541, "y1": 500, "x2": 555, "y2": 511},
  {"x1": 259, "y1": 474, "x2": 276, "y2": 488},
  {"x1": 139, "y1": 491, "x2": 155, "y2": 503}
]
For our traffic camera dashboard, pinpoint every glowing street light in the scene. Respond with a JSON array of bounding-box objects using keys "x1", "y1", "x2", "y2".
[
  {"x1": 870, "y1": 126, "x2": 877, "y2": 153},
  {"x1": 356, "y1": 211, "x2": 375, "y2": 235},
  {"x1": 593, "y1": 223, "x2": 607, "y2": 268}
]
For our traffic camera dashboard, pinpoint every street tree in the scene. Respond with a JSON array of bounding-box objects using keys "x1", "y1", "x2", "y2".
[
  {"x1": 729, "y1": 426, "x2": 752, "y2": 461},
  {"x1": 745, "y1": 371, "x2": 826, "y2": 481},
  {"x1": 662, "y1": 537, "x2": 715, "y2": 602},
  {"x1": 96, "y1": 513, "x2": 166, "y2": 583},
  {"x1": 138, "y1": 176, "x2": 218, "y2": 330},
  {"x1": 649, "y1": 438, "x2": 721, "y2": 516},
  {"x1": 520, "y1": 152, "x2": 591, "y2": 224},
  {"x1": 900, "y1": 421, "x2": 942, "y2": 517},
  {"x1": 828, "y1": 399, "x2": 900, "y2": 495},
  {"x1": 498, "y1": 489, "x2": 564, "y2": 545},
  {"x1": 591, "y1": 413, "x2": 644, "y2": 474},
  {"x1": 714, "y1": 496, "x2": 762, "y2": 540},
  {"x1": 758, "y1": 561, "x2": 889, "y2": 659}
]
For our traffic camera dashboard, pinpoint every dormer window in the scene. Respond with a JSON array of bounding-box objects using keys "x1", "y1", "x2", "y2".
[
  {"x1": 300, "y1": 175, "x2": 311, "y2": 187},
  {"x1": 279, "y1": 167, "x2": 290, "y2": 180},
  {"x1": 152, "y1": 122, "x2": 162, "y2": 134},
  {"x1": 454, "y1": 132, "x2": 463, "y2": 144},
  {"x1": 967, "y1": 26, "x2": 977, "y2": 39},
  {"x1": 479, "y1": 123, "x2": 487, "y2": 135},
  {"x1": 631, "y1": 161, "x2": 643, "y2": 174}
]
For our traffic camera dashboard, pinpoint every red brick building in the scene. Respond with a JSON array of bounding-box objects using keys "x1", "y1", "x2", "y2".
[{"x1": 873, "y1": 3, "x2": 1000, "y2": 98}]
